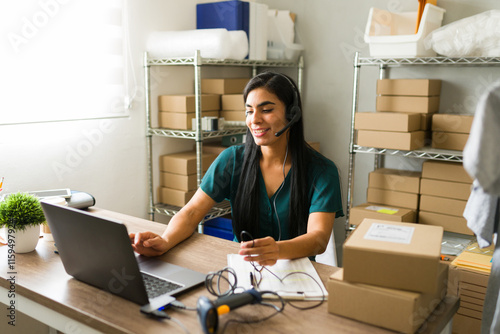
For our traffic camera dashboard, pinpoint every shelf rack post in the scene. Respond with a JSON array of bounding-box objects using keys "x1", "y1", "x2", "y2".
[
  {"x1": 194, "y1": 50, "x2": 204, "y2": 233},
  {"x1": 345, "y1": 52, "x2": 361, "y2": 234},
  {"x1": 144, "y1": 52, "x2": 155, "y2": 221}
]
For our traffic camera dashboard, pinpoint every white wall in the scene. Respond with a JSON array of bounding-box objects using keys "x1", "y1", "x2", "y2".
[{"x1": 1, "y1": 0, "x2": 499, "y2": 265}]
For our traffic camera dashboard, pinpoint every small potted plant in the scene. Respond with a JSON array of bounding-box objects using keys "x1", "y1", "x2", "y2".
[{"x1": 0, "y1": 192, "x2": 46, "y2": 253}]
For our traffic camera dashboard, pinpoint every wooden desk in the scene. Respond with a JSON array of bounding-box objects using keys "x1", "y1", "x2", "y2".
[{"x1": 0, "y1": 208, "x2": 458, "y2": 334}]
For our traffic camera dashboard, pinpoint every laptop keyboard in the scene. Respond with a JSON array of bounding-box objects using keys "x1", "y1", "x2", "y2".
[{"x1": 142, "y1": 272, "x2": 183, "y2": 299}]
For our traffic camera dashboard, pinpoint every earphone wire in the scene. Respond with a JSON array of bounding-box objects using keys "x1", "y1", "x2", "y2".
[{"x1": 272, "y1": 132, "x2": 289, "y2": 242}]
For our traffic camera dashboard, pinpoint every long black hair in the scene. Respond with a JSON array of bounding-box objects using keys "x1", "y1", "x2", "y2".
[{"x1": 232, "y1": 71, "x2": 314, "y2": 241}]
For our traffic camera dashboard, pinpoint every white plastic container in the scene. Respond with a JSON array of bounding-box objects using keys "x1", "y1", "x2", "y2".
[{"x1": 364, "y1": 4, "x2": 446, "y2": 58}]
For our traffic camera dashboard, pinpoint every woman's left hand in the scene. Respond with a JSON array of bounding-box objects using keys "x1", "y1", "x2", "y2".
[{"x1": 238, "y1": 236, "x2": 279, "y2": 266}]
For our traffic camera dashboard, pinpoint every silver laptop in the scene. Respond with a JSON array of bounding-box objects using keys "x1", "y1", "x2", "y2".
[{"x1": 41, "y1": 202, "x2": 206, "y2": 313}]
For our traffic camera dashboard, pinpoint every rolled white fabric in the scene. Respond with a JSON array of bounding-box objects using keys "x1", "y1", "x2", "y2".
[{"x1": 147, "y1": 28, "x2": 248, "y2": 60}]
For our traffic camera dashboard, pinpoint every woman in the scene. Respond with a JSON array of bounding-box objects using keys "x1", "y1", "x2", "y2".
[{"x1": 131, "y1": 72, "x2": 344, "y2": 266}]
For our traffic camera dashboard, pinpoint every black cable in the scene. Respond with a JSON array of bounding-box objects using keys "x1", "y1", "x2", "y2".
[
  {"x1": 218, "y1": 291, "x2": 285, "y2": 334},
  {"x1": 239, "y1": 230, "x2": 326, "y2": 310}
]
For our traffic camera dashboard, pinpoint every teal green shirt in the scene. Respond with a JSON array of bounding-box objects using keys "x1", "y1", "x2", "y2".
[{"x1": 200, "y1": 145, "x2": 344, "y2": 241}]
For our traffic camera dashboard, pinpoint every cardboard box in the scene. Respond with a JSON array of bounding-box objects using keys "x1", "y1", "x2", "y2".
[
  {"x1": 418, "y1": 211, "x2": 472, "y2": 235},
  {"x1": 158, "y1": 94, "x2": 220, "y2": 113},
  {"x1": 377, "y1": 79, "x2": 442, "y2": 96},
  {"x1": 421, "y1": 161, "x2": 473, "y2": 184},
  {"x1": 201, "y1": 78, "x2": 249, "y2": 95},
  {"x1": 159, "y1": 151, "x2": 217, "y2": 175},
  {"x1": 368, "y1": 168, "x2": 421, "y2": 193},
  {"x1": 159, "y1": 111, "x2": 219, "y2": 130},
  {"x1": 420, "y1": 114, "x2": 433, "y2": 130},
  {"x1": 376, "y1": 95, "x2": 440, "y2": 113},
  {"x1": 349, "y1": 203, "x2": 416, "y2": 226},
  {"x1": 432, "y1": 131, "x2": 469, "y2": 151},
  {"x1": 160, "y1": 172, "x2": 199, "y2": 191},
  {"x1": 462, "y1": 301, "x2": 484, "y2": 312},
  {"x1": 419, "y1": 195, "x2": 467, "y2": 217},
  {"x1": 453, "y1": 314, "x2": 481, "y2": 334},
  {"x1": 221, "y1": 94, "x2": 244, "y2": 111},
  {"x1": 343, "y1": 219, "x2": 443, "y2": 293},
  {"x1": 448, "y1": 264, "x2": 489, "y2": 297},
  {"x1": 158, "y1": 187, "x2": 196, "y2": 207},
  {"x1": 220, "y1": 110, "x2": 246, "y2": 122},
  {"x1": 367, "y1": 187, "x2": 419, "y2": 210},
  {"x1": 357, "y1": 130, "x2": 425, "y2": 151},
  {"x1": 420, "y1": 178, "x2": 471, "y2": 200},
  {"x1": 354, "y1": 112, "x2": 421, "y2": 132},
  {"x1": 327, "y1": 264, "x2": 447, "y2": 334},
  {"x1": 432, "y1": 114, "x2": 474, "y2": 134}
]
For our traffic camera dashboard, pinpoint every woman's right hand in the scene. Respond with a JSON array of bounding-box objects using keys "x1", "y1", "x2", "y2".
[{"x1": 129, "y1": 231, "x2": 169, "y2": 257}]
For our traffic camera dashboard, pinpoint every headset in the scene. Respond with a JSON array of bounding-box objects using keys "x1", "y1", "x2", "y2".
[{"x1": 274, "y1": 73, "x2": 302, "y2": 137}]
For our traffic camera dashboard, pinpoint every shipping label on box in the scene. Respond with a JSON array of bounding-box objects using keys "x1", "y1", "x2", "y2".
[
  {"x1": 221, "y1": 94, "x2": 244, "y2": 111},
  {"x1": 377, "y1": 79, "x2": 442, "y2": 96},
  {"x1": 349, "y1": 203, "x2": 416, "y2": 226},
  {"x1": 357, "y1": 130, "x2": 426, "y2": 151},
  {"x1": 160, "y1": 151, "x2": 217, "y2": 175},
  {"x1": 421, "y1": 161, "x2": 473, "y2": 184},
  {"x1": 367, "y1": 187, "x2": 420, "y2": 210},
  {"x1": 432, "y1": 114, "x2": 474, "y2": 134},
  {"x1": 376, "y1": 95, "x2": 440, "y2": 113},
  {"x1": 432, "y1": 131, "x2": 469, "y2": 151},
  {"x1": 159, "y1": 111, "x2": 219, "y2": 130},
  {"x1": 418, "y1": 211, "x2": 472, "y2": 235},
  {"x1": 420, "y1": 178, "x2": 471, "y2": 200},
  {"x1": 201, "y1": 78, "x2": 249, "y2": 95},
  {"x1": 343, "y1": 219, "x2": 443, "y2": 294},
  {"x1": 328, "y1": 263, "x2": 448, "y2": 334},
  {"x1": 369, "y1": 168, "x2": 421, "y2": 193},
  {"x1": 354, "y1": 112, "x2": 421, "y2": 132},
  {"x1": 419, "y1": 195, "x2": 467, "y2": 217},
  {"x1": 158, "y1": 94, "x2": 220, "y2": 113}
]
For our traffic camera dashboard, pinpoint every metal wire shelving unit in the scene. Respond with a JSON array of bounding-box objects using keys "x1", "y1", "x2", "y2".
[
  {"x1": 144, "y1": 51, "x2": 304, "y2": 229},
  {"x1": 346, "y1": 53, "x2": 500, "y2": 235}
]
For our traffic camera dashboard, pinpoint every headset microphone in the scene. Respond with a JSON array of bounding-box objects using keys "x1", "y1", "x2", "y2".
[
  {"x1": 197, "y1": 289, "x2": 262, "y2": 334},
  {"x1": 274, "y1": 73, "x2": 302, "y2": 137},
  {"x1": 274, "y1": 107, "x2": 302, "y2": 137}
]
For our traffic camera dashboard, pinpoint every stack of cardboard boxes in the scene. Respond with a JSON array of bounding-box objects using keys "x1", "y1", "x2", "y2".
[
  {"x1": 432, "y1": 113, "x2": 474, "y2": 151},
  {"x1": 328, "y1": 219, "x2": 448, "y2": 333},
  {"x1": 202, "y1": 77, "x2": 249, "y2": 125},
  {"x1": 418, "y1": 160, "x2": 473, "y2": 235},
  {"x1": 448, "y1": 258, "x2": 490, "y2": 333},
  {"x1": 356, "y1": 79, "x2": 441, "y2": 150},
  {"x1": 158, "y1": 94, "x2": 221, "y2": 130},
  {"x1": 158, "y1": 151, "x2": 216, "y2": 207},
  {"x1": 158, "y1": 78, "x2": 249, "y2": 130},
  {"x1": 351, "y1": 168, "x2": 420, "y2": 225}
]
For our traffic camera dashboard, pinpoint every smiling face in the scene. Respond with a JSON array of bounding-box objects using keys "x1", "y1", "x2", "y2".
[{"x1": 245, "y1": 87, "x2": 289, "y2": 147}]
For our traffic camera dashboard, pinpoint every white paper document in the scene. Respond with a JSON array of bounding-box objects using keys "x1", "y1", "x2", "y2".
[{"x1": 227, "y1": 254, "x2": 328, "y2": 301}]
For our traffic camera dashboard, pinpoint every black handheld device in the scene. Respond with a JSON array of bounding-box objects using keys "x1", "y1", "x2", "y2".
[{"x1": 197, "y1": 289, "x2": 262, "y2": 334}]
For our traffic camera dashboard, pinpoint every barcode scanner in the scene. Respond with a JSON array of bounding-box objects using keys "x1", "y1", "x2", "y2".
[{"x1": 197, "y1": 288, "x2": 262, "y2": 334}]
